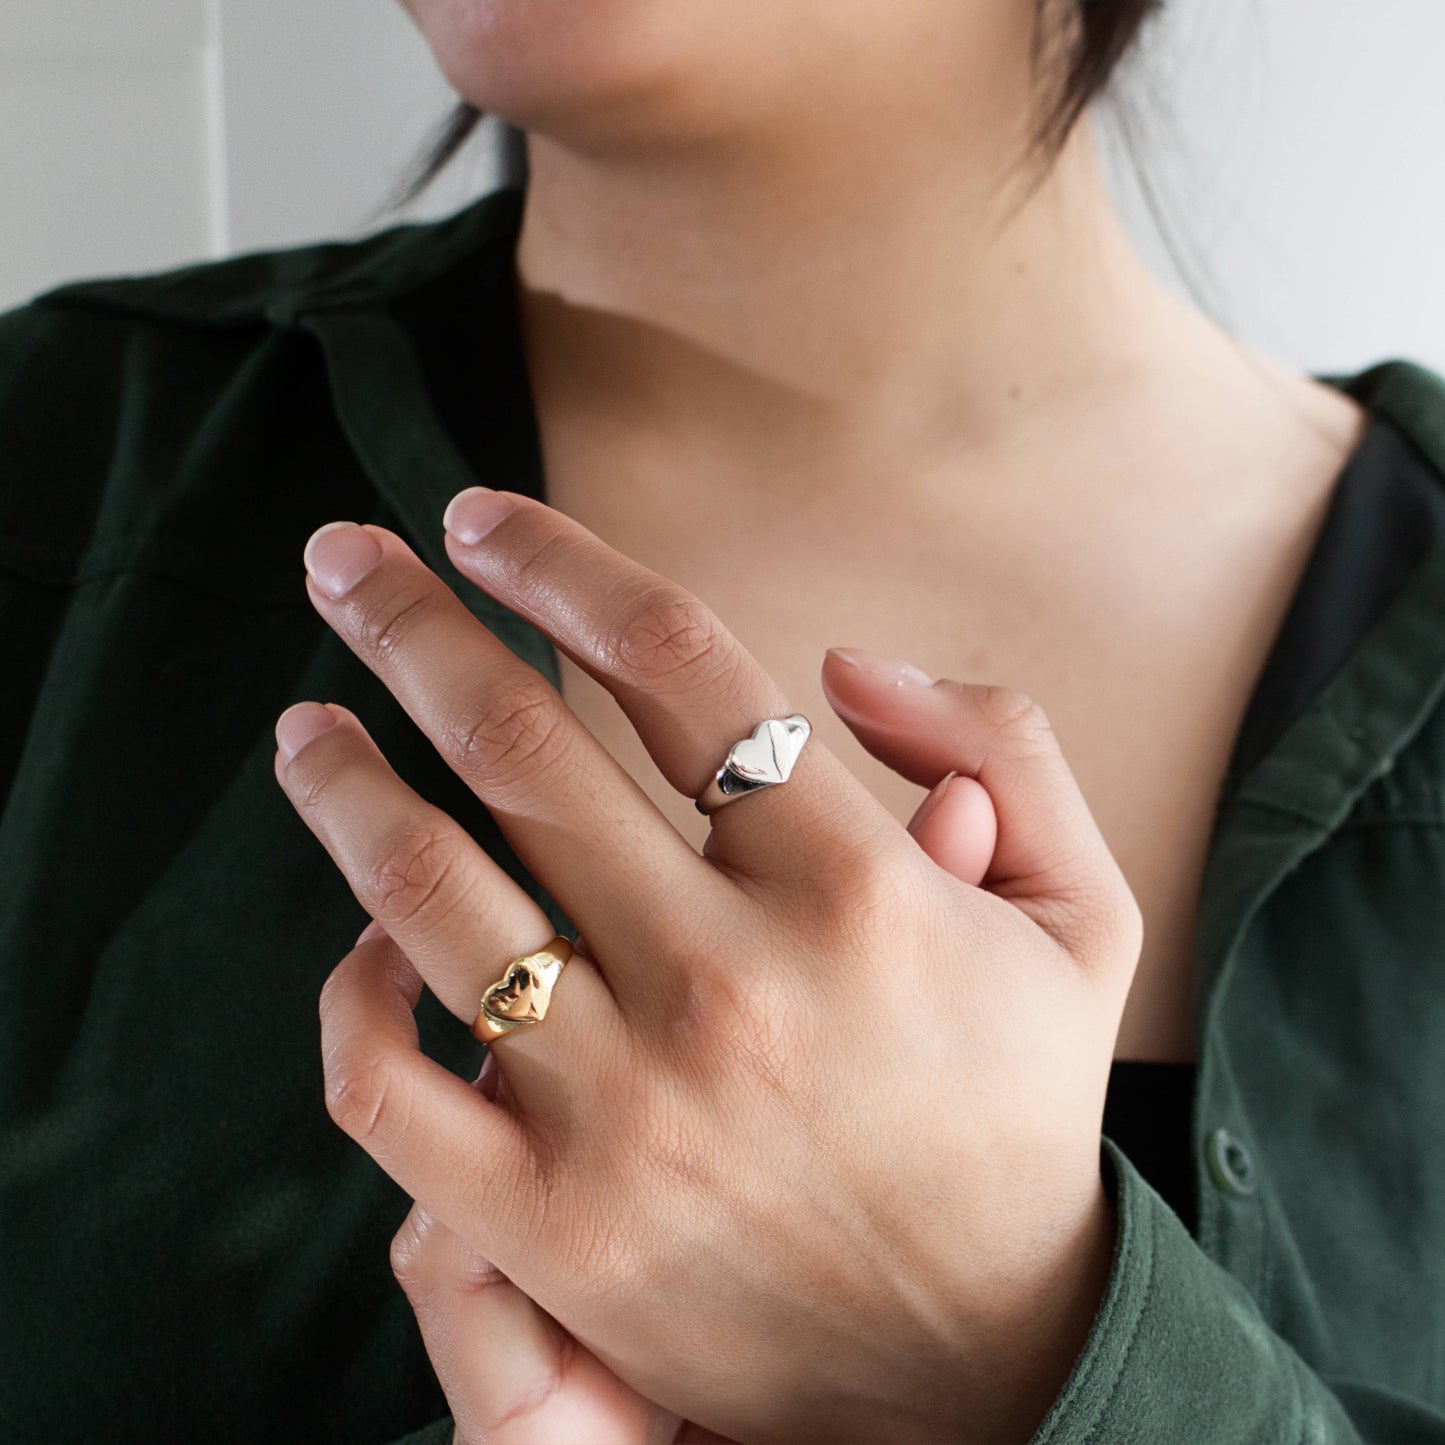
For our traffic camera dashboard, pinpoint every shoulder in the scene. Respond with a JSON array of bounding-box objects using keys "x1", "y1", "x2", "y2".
[
  {"x1": 13, "y1": 185, "x2": 525, "y2": 331},
  {"x1": 1334, "y1": 361, "x2": 1445, "y2": 810},
  {"x1": 0, "y1": 188, "x2": 525, "y2": 589},
  {"x1": 1334, "y1": 359, "x2": 1445, "y2": 485},
  {"x1": 0, "y1": 183, "x2": 526, "y2": 425}
]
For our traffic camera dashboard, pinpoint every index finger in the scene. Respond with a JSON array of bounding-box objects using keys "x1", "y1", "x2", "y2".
[{"x1": 442, "y1": 488, "x2": 894, "y2": 883}]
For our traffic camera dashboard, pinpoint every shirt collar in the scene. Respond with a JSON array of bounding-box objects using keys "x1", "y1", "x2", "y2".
[{"x1": 287, "y1": 191, "x2": 556, "y2": 682}]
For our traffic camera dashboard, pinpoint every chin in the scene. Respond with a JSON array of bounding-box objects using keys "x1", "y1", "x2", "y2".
[
  {"x1": 402, "y1": 0, "x2": 767, "y2": 148},
  {"x1": 400, "y1": 0, "x2": 1032, "y2": 158}
]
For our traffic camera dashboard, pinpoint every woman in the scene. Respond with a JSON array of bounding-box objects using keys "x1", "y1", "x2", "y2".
[{"x1": 4, "y1": 1, "x2": 1445, "y2": 1441}]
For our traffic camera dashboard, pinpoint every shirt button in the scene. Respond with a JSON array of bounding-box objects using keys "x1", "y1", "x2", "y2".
[{"x1": 1205, "y1": 1128, "x2": 1258, "y2": 1197}]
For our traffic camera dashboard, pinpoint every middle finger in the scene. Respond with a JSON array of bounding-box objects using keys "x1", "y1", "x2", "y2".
[{"x1": 441, "y1": 489, "x2": 895, "y2": 883}]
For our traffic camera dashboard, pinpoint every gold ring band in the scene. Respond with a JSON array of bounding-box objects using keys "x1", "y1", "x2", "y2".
[{"x1": 470, "y1": 936, "x2": 573, "y2": 1044}]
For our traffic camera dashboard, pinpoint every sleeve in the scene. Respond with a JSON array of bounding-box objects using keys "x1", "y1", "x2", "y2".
[{"x1": 1029, "y1": 1139, "x2": 1445, "y2": 1444}]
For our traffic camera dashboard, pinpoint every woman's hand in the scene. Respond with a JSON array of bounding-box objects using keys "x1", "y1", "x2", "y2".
[
  {"x1": 273, "y1": 490, "x2": 1143, "y2": 1443},
  {"x1": 382, "y1": 1031, "x2": 738, "y2": 1445},
  {"x1": 380, "y1": 765, "x2": 1001, "y2": 1445}
]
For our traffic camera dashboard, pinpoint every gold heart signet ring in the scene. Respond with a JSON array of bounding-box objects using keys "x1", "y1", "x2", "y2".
[{"x1": 470, "y1": 936, "x2": 574, "y2": 1043}]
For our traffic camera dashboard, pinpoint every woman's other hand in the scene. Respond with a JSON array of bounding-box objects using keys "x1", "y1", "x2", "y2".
[
  {"x1": 274, "y1": 492, "x2": 1142, "y2": 1443},
  {"x1": 381, "y1": 769, "x2": 999, "y2": 1445}
]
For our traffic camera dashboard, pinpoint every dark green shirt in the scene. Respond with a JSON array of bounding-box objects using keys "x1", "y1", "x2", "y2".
[{"x1": 3, "y1": 185, "x2": 1445, "y2": 1444}]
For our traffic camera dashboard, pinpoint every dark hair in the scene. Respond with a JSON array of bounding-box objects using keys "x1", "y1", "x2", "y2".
[
  {"x1": 384, "y1": 0, "x2": 1161, "y2": 211},
  {"x1": 1031, "y1": 0, "x2": 1162, "y2": 157}
]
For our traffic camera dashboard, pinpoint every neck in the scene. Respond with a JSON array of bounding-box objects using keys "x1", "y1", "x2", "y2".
[{"x1": 512, "y1": 118, "x2": 1208, "y2": 490}]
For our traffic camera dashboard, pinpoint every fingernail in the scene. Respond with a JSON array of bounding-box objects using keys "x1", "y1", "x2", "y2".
[
  {"x1": 444, "y1": 486, "x2": 516, "y2": 545},
  {"x1": 827, "y1": 646, "x2": 935, "y2": 687},
  {"x1": 907, "y1": 770, "x2": 957, "y2": 836},
  {"x1": 304, "y1": 522, "x2": 382, "y2": 600},
  {"x1": 275, "y1": 701, "x2": 338, "y2": 763},
  {"x1": 355, "y1": 919, "x2": 387, "y2": 947},
  {"x1": 474, "y1": 1049, "x2": 501, "y2": 1101}
]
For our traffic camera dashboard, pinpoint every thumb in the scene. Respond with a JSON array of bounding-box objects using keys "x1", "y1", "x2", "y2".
[
  {"x1": 821, "y1": 647, "x2": 1139, "y2": 966},
  {"x1": 901, "y1": 767, "x2": 998, "y2": 887}
]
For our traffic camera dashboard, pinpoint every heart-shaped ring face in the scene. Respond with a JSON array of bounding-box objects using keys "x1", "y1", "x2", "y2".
[
  {"x1": 480, "y1": 942, "x2": 570, "y2": 1030},
  {"x1": 473, "y1": 939, "x2": 573, "y2": 1042},
  {"x1": 482, "y1": 960, "x2": 549, "y2": 1025},
  {"x1": 726, "y1": 716, "x2": 809, "y2": 785}
]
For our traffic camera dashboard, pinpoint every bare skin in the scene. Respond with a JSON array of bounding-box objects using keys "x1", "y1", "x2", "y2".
[
  {"x1": 546, "y1": 370, "x2": 1366, "y2": 1064},
  {"x1": 520, "y1": 120, "x2": 1366, "y2": 1064}
]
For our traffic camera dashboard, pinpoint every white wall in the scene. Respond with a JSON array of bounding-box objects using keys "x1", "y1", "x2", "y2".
[
  {"x1": 209, "y1": 0, "x2": 508, "y2": 252},
  {"x1": 2, "y1": 0, "x2": 1441, "y2": 376},
  {"x1": 1098, "y1": 0, "x2": 1445, "y2": 375},
  {"x1": 0, "y1": 0, "x2": 219, "y2": 303}
]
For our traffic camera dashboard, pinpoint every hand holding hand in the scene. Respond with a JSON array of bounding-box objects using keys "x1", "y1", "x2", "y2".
[
  {"x1": 274, "y1": 490, "x2": 1143, "y2": 1443},
  {"x1": 382, "y1": 722, "x2": 1001, "y2": 1445}
]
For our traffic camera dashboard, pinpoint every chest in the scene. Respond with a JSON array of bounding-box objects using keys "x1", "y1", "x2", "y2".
[{"x1": 550, "y1": 496, "x2": 1311, "y2": 1065}]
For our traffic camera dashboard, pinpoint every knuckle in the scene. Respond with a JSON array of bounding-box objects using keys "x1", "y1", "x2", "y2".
[
  {"x1": 1101, "y1": 872, "x2": 1146, "y2": 962},
  {"x1": 349, "y1": 576, "x2": 436, "y2": 666},
  {"x1": 317, "y1": 958, "x2": 349, "y2": 1021},
  {"x1": 670, "y1": 944, "x2": 810, "y2": 1104},
  {"x1": 388, "y1": 1214, "x2": 433, "y2": 1295},
  {"x1": 976, "y1": 685, "x2": 1056, "y2": 753},
  {"x1": 444, "y1": 673, "x2": 572, "y2": 797},
  {"x1": 610, "y1": 581, "x2": 730, "y2": 691},
  {"x1": 291, "y1": 745, "x2": 353, "y2": 813},
  {"x1": 363, "y1": 821, "x2": 473, "y2": 937},
  {"x1": 390, "y1": 1212, "x2": 508, "y2": 1304},
  {"x1": 324, "y1": 1051, "x2": 412, "y2": 1148},
  {"x1": 1055, "y1": 864, "x2": 1144, "y2": 969},
  {"x1": 821, "y1": 836, "x2": 915, "y2": 936},
  {"x1": 504, "y1": 524, "x2": 584, "y2": 599}
]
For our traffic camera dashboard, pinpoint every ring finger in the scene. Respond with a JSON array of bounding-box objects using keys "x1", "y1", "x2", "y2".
[{"x1": 274, "y1": 699, "x2": 621, "y2": 1106}]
